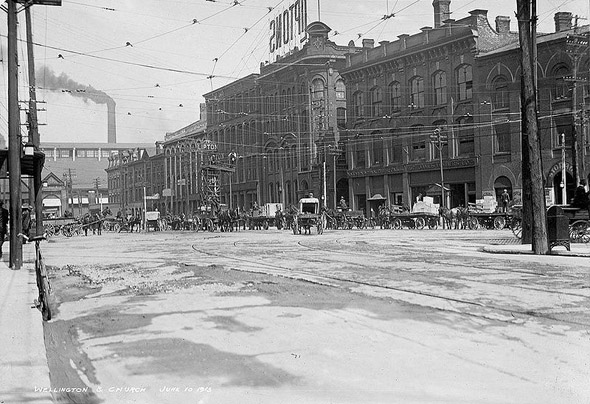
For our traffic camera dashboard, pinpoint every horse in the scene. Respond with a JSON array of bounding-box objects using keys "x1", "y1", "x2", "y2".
[{"x1": 439, "y1": 206, "x2": 469, "y2": 229}]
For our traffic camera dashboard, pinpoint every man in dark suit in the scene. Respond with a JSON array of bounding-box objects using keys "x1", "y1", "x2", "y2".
[{"x1": 0, "y1": 201, "x2": 8, "y2": 258}]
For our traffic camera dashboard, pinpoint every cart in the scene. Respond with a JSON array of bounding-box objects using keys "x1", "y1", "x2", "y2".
[
  {"x1": 390, "y1": 199, "x2": 440, "y2": 230},
  {"x1": 145, "y1": 211, "x2": 162, "y2": 231},
  {"x1": 292, "y1": 197, "x2": 325, "y2": 235},
  {"x1": 562, "y1": 206, "x2": 590, "y2": 243}
]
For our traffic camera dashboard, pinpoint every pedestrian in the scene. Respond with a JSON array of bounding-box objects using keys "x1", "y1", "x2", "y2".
[
  {"x1": 0, "y1": 201, "x2": 8, "y2": 258},
  {"x1": 572, "y1": 180, "x2": 587, "y2": 209},
  {"x1": 500, "y1": 189, "x2": 510, "y2": 213},
  {"x1": 339, "y1": 196, "x2": 348, "y2": 211},
  {"x1": 22, "y1": 205, "x2": 33, "y2": 241}
]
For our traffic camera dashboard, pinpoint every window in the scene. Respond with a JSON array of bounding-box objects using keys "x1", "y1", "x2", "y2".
[
  {"x1": 388, "y1": 81, "x2": 401, "y2": 112},
  {"x1": 457, "y1": 116, "x2": 474, "y2": 156},
  {"x1": 372, "y1": 134, "x2": 383, "y2": 166},
  {"x1": 492, "y1": 76, "x2": 509, "y2": 109},
  {"x1": 59, "y1": 149, "x2": 72, "y2": 158},
  {"x1": 495, "y1": 120, "x2": 511, "y2": 154},
  {"x1": 337, "y1": 107, "x2": 346, "y2": 129},
  {"x1": 552, "y1": 65, "x2": 571, "y2": 101},
  {"x1": 390, "y1": 129, "x2": 403, "y2": 163},
  {"x1": 410, "y1": 77, "x2": 424, "y2": 108},
  {"x1": 370, "y1": 87, "x2": 383, "y2": 117},
  {"x1": 335, "y1": 79, "x2": 346, "y2": 100},
  {"x1": 457, "y1": 65, "x2": 473, "y2": 101},
  {"x1": 355, "y1": 140, "x2": 366, "y2": 168},
  {"x1": 433, "y1": 71, "x2": 447, "y2": 105},
  {"x1": 410, "y1": 126, "x2": 426, "y2": 161},
  {"x1": 311, "y1": 78, "x2": 325, "y2": 101},
  {"x1": 352, "y1": 91, "x2": 364, "y2": 119}
]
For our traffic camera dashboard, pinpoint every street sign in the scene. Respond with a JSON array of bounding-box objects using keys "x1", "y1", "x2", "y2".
[
  {"x1": 145, "y1": 193, "x2": 160, "y2": 200},
  {"x1": 162, "y1": 188, "x2": 172, "y2": 197},
  {"x1": 177, "y1": 179, "x2": 186, "y2": 186}
]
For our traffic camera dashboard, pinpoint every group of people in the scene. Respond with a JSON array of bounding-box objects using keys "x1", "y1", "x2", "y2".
[{"x1": 0, "y1": 203, "x2": 33, "y2": 258}]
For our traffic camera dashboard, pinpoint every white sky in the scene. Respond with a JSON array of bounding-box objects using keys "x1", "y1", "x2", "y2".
[{"x1": 0, "y1": 0, "x2": 588, "y2": 145}]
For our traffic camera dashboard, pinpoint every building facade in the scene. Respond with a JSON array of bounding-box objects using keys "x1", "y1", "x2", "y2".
[
  {"x1": 204, "y1": 22, "x2": 359, "y2": 211},
  {"x1": 340, "y1": 1, "x2": 521, "y2": 214},
  {"x1": 475, "y1": 12, "x2": 590, "y2": 206}
]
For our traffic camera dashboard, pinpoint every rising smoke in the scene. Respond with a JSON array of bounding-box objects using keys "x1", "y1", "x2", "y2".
[
  {"x1": 36, "y1": 65, "x2": 114, "y2": 106},
  {"x1": 36, "y1": 65, "x2": 117, "y2": 143}
]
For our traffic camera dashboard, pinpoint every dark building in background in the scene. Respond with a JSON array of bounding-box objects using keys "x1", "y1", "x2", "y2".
[
  {"x1": 475, "y1": 12, "x2": 590, "y2": 206},
  {"x1": 340, "y1": 1, "x2": 520, "y2": 213}
]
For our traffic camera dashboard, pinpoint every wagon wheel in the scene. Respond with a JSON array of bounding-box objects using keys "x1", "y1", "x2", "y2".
[
  {"x1": 44, "y1": 224, "x2": 55, "y2": 238},
  {"x1": 570, "y1": 220, "x2": 590, "y2": 243},
  {"x1": 493, "y1": 216, "x2": 506, "y2": 230},
  {"x1": 509, "y1": 217, "x2": 522, "y2": 239},
  {"x1": 206, "y1": 218, "x2": 215, "y2": 232},
  {"x1": 263, "y1": 220, "x2": 269, "y2": 230},
  {"x1": 468, "y1": 217, "x2": 480, "y2": 230},
  {"x1": 392, "y1": 218, "x2": 402, "y2": 230},
  {"x1": 414, "y1": 217, "x2": 426, "y2": 230},
  {"x1": 428, "y1": 217, "x2": 438, "y2": 230},
  {"x1": 62, "y1": 224, "x2": 73, "y2": 237}
]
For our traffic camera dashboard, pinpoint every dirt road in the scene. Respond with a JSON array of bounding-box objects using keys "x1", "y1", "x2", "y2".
[{"x1": 41, "y1": 229, "x2": 590, "y2": 403}]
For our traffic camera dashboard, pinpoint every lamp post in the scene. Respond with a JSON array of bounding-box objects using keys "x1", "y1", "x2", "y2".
[{"x1": 430, "y1": 127, "x2": 448, "y2": 208}]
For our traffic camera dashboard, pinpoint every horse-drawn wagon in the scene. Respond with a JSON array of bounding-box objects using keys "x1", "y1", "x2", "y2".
[
  {"x1": 292, "y1": 197, "x2": 325, "y2": 235},
  {"x1": 389, "y1": 199, "x2": 440, "y2": 230}
]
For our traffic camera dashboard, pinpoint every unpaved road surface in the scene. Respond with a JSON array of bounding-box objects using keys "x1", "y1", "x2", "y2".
[{"x1": 40, "y1": 229, "x2": 590, "y2": 404}]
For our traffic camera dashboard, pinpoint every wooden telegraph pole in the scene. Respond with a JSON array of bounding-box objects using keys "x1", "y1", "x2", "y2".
[
  {"x1": 7, "y1": 0, "x2": 23, "y2": 269},
  {"x1": 517, "y1": 0, "x2": 549, "y2": 254}
]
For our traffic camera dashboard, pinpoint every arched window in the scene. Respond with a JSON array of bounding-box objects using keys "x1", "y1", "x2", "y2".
[
  {"x1": 388, "y1": 81, "x2": 401, "y2": 112},
  {"x1": 335, "y1": 79, "x2": 346, "y2": 100},
  {"x1": 492, "y1": 76, "x2": 509, "y2": 109},
  {"x1": 433, "y1": 71, "x2": 447, "y2": 105},
  {"x1": 457, "y1": 65, "x2": 473, "y2": 101},
  {"x1": 370, "y1": 87, "x2": 383, "y2": 117},
  {"x1": 410, "y1": 77, "x2": 424, "y2": 108},
  {"x1": 552, "y1": 64, "x2": 571, "y2": 100},
  {"x1": 311, "y1": 78, "x2": 325, "y2": 101}
]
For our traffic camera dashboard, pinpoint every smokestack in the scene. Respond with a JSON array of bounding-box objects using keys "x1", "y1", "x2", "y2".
[
  {"x1": 107, "y1": 99, "x2": 117, "y2": 144},
  {"x1": 36, "y1": 65, "x2": 117, "y2": 143}
]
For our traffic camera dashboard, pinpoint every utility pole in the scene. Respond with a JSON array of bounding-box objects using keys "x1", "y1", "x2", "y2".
[
  {"x1": 25, "y1": 4, "x2": 43, "y2": 236},
  {"x1": 430, "y1": 127, "x2": 448, "y2": 209},
  {"x1": 517, "y1": 0, "x2": 549, "y2": 254},
  {"x1": 7, "y1": 0, "x2": 23, "y2": 269},
  {"x1": 63, "y1": 169, "x2": 74, "y2": 215}
]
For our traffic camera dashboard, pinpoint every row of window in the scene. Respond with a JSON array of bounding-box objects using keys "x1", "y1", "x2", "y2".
[
  {"x1": 352, "y1": 65, "x2": 474, "y2": 119},
  {"x1": 42, "y1": 148, "x2": 119, "y2": 159}
]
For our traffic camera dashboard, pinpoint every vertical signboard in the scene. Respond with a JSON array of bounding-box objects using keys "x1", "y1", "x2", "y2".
[{"x1": 269, "y1": 0, "x2": 308, "y2": 59}]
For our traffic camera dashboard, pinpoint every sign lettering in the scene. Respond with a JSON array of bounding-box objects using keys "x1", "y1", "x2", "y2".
[{"x1": 269, "y1": 0, "x2": 307, "y2": 57}]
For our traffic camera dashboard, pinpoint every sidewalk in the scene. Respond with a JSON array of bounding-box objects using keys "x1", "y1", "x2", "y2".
[
  {"x1": 483, "y1": 242, "x2": 590, "y2": 257},
  {"x1": 0, "y1": 245, "x2": 53, "y2": 404}
]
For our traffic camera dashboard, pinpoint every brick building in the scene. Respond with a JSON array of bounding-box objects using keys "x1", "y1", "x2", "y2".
[{"x1": 340, "y1": 0, "x2": 520, "y2": 214}]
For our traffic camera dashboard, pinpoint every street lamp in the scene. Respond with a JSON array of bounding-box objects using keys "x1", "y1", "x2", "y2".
[{"x1": 430, "y1": 127, "x2": 448, "y2": 208}]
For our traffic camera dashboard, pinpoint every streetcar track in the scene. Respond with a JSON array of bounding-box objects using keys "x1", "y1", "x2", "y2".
[
  {"x1": 190, "y1": 243, "x2": 590, "y2": 328},
  {"x1": 231, "y1": 238, "x2": 587, "y2": 299}
]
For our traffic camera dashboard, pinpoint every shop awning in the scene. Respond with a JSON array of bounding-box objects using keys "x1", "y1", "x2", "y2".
[
  {"x1": 43, "y1": 198, "x2": 61, "y2": 207},
  {"x1": 367, "y1": 193, "x2": 386, "y2": 201}
]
